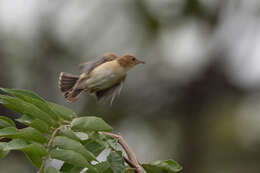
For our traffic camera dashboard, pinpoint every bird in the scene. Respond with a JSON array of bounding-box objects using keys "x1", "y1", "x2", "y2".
[{"x1": 58, "y1": 53, "x2": 145, "y2": 104}]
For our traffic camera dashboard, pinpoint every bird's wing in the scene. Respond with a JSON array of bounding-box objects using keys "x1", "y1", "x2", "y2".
[
  {"x1": 79, "y1": 55, "x2": 119, "y2": 74},
  {"x1": 95, "y1": 75, "x2": 126, "y2": 105}
]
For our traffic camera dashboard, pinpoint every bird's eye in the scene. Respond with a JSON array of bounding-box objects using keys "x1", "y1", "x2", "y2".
[{"x1": 132, "y1": 57, "x2": 135, "y2": 61}]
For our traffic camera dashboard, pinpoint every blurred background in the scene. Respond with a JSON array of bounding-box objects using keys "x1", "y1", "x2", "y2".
[{"x1": 1, "y1": 0, "x2": 260, "y2": 172}]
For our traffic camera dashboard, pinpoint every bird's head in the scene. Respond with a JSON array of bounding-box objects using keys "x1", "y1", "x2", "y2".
[{"x1": 118, "y1": 54, "x2": 145, "y2": 69}]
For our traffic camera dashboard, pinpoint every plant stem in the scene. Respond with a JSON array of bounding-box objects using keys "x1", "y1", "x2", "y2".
[
  {"x1": 123, "y1": 156, "x2": 136, "y2": 168},
  {"x1": 102, "y1": 132, "x2": 144, "y2": 173},
  {"x1": 37, "y1": 127, "x2": 60, "y2": 173}
]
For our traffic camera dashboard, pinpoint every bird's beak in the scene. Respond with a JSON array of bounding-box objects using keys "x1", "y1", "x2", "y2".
[{"x1": 137, "y1": 60, "x2": 145, "y2": 64}]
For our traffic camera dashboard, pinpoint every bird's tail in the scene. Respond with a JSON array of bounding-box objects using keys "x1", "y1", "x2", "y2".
[
  {"x1": 64, "y1": 88, "x2": 84, "y2": 103},
  {"x1": 59, "y1": 72, "x2": 79, "y2": 92},
  {"x1": 58, "y1": 72, "x2": 84, "y2": 102}
]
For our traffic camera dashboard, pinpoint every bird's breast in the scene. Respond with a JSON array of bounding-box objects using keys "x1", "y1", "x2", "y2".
[{"x1": 82, "y1": 61, "x2": 126, "y2": 90}]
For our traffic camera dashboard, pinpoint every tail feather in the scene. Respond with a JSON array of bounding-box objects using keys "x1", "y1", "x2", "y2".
[
  {"x1": 58, "y1": 72, "x2": 79, "y2": 92},
  {"x1": 64, "y1": 89, "x2": 84, "y2": 103},
  {"x1": 59, "y1": 72, "x2": 85, "y2": 103}
]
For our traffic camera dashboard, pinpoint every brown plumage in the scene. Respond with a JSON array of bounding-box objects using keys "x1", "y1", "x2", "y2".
[{"x1": 58, "y1": 53, "x2": 145, "y2": 104}]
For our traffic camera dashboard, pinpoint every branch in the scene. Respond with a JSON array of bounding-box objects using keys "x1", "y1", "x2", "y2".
[
  {"x1": 37, "y1": 127, "x2": 60, "y2": 173},
  {"x1": 103, "y1": 132, "x2": 144, "y2": 173},
  {"x1": 123, "y1": 156, "x2": 136, "y2": 168}
]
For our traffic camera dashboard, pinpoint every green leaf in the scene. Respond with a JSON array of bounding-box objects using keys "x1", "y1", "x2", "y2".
[
  {"x1": 0, "y1": 127, "x2": 47, "y2": 143},
  {"x1": 94, "y1": 161, "x2": 111, "y2": 171},
  {"x1": 142, "y1": 160, "x2": 183, "y2": 173},
  {"x1": 16, "y1": 114, "x2": 34, "y2": 125},
  {"x1": 19, "y1": 96, "x2": 60, "y2": 122},
  {"x1": 71, "y1": 117, "x2": 112, "y2": 132},
  {"x1": 58, "y1": 127, "x2": 81, "y2": 142},
  {"x1": 0, "y1": 116, "x2": 15, "y2": 128},
  {"x1": 30, "y1": 119, "x2": 50, "y2": 133},
  {"x1": 60, "y1": 163, "x2": 74, "y2": 172},
  {"x1": 107, "y1": 151, "x2": 125, "y2": 173},
  {"x1": 60, "y1": 163, "x2": 84, "y2": 173},
  {"x1": 6, "y1": 139, "x2": 28, "y2": 150},
  {"x1": 17, "y1": 115, "x2": 50, "y2": 133},
  {"x1": 82, "y1": 150, "x2": 123, "y2": 173},
  {"x1": 22, "y1": 143, "x2": 48, "y2": 168},
  {"x1": 0, "y1": 95, "x2": 56, "y2": 126},
  {"x1": 0, "y1": 88, "x2": 45, "y2": 102},
  {"x1": 83, "y1": 132, "x2": 117, "y2": 156},
  {"x1": 88, "y1": 161, "x2": 121, "y2": 173},
  {"x1": 0, "y1": 142, "x2": 9, "y2": 159},
  {"x1": 45, "y1": 166, "x2": 60, "y2": 173},
  {"x1": 50, "y1": 149, "x2": 97, "y2": 172},
  {"x1": 83, "y1": 139, "x2": 105, "y2": 157},
  {"x1": 19, "y1": 127, "x2": 47, "y2": 143},
  {"x1": 4, "y1": 139, "x2": 47, "y2": 168},
  {"x1": 0, "y1": 127, "x2": 18, "y2": 138},
  {"x1": 74, "y1": 132, "x2": 89, "y2": 141},
  {"x1": 53, "y1": 136, "x2": 96, "y2": 162},
  {"x1": 47, "y1": 102, "x2": 76, "y2": 121},
  {"x1": 16, "y1": 115, "x2": 50, "y2": 133},
  {"x1": 1, "y1": 88, "x2": 60, "y2": 121},
  {"x1": 68, "y1": 166, "x2": 83, "y2": 173}
]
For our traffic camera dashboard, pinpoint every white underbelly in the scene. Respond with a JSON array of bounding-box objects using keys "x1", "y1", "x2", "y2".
[
  {"x1": 86, "y1": 73, "x2": 120, "y2": 89},
  {"x1": 81, "y1": 63, "x2": 125, "y2": 90}
]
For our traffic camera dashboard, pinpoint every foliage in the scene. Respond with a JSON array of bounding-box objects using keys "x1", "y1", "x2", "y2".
[{"x1": 0, "y1": 88, "x2": 182, "y2": 173}]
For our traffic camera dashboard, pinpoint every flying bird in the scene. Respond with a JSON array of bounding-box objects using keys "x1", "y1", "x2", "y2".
[{"x1": 58, "y1": 53, "x2": 145, "y2": 104}]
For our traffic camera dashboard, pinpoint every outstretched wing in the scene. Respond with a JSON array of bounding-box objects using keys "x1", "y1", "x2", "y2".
[
  {"x1": 79, "y1": 54, "x2": 119, "y2": 74},
  {"x1": 95, "y1": 75, "x2": 126, "y2": 105}
]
